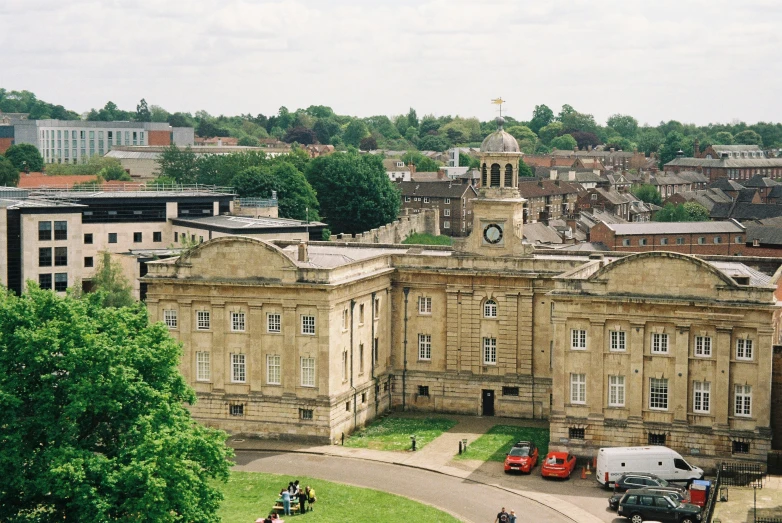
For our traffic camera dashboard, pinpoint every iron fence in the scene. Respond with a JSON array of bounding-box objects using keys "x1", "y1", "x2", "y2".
[
  {"x1": 703, "y1": 463, "x2": 721, "y2": 523},
  {"x1": 718, "y1": 461, "x2": 764, "y2": 488}
]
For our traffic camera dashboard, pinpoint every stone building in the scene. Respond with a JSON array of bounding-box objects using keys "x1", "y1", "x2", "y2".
[{"x1": 144, "y1": 119, "x2": 782, "y2": 466}]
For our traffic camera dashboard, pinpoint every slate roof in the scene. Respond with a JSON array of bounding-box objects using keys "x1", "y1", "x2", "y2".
[
  {"x1": 745, "y1": 224, "x2": 782, "y2": 246},
  {"x1": 397, "y1": 181, "x2": 478, "y2": 199},
  {"x1": 675, "y1": 188, "x2": 733, "y2": 211},
  {"x1": 523, "y1": 222, "x2": 563, "y2": 244},
  {"x1": 710, "y1": 202, "x2": 782, "y2": 221},
  {"x1": 743, "y1": 175, "x2": 780, "y2": 188},
  {"x1": 666, "y1": 157, "x2": 782, "y2": 168},
  {"x1": 383, "y1": 159, "x2": 410, "y2": 171},
  {"x1": 590, "y1": 187, "x2": 637, "y2": 205},
  {"x1": 601, "y1": 221, "x2": 744, "y2": 235},
  {"x1": 768, "y1": 185, "x2": 782, "y2": 199},
  {"x1": 736, "y1": 188, "x2": 759, "y2": 203},
  {"x1": 708, "y1": 178, "x2": 745, "y2": 191},
  {"x1": 517, "y1": 179, "x2": 581, "y2": 198}
]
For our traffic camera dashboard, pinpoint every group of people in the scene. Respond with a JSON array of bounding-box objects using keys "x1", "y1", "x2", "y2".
[
  {"x1": 273, "y1": 480, "x2": 316, "y2": 518},
  {"x1": 495, "y1": 507, "x2": 517, "y2": 523}
]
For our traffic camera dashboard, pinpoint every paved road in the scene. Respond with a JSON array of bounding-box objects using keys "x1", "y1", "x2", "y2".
[{"x1": 234, "y1": 450, "x2": 576, "y2": 523}]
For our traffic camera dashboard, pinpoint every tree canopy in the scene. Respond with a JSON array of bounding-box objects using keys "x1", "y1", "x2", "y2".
[
  {"x1": 654, "y1": 201, "x2": 710, "y2": 222},
  {"x1": 4, "y1": 143, "x2": 44, "y2": 172},
  {"x1": 90, "y1": 252, "x2": 135, "y2": 307},
  {"x1": 0, "y1": 156, "x2": 20, "y2": 187},
  {"x1": 550, "y1": 134, "x2": 577, "y2": 151},
  {"x1": 631, "y1": 184, "x2": 662, "y2": 206},
  {"x1": 0, "y1": 286, "x2": 232, "y2": 522},
  {"x1": 305, "y1": 151, "x2": 400, "y2": 234}
]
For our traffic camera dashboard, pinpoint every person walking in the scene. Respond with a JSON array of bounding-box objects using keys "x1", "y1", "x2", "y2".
[
  {"x1": 495, "y1": 507, "x2": 509, "y2": 523},
  {"x1": 509, "y1": 509, "x2": 517, "y2": 523},
  {"x1": 280, "y1": 489, "x2": 291, "y2": 516}
]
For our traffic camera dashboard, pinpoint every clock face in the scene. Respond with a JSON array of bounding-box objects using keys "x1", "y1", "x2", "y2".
[{"x1": 483, "y1": 223, "x2": 504, "y2": 244}]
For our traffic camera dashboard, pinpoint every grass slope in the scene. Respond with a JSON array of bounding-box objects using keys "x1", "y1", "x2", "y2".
[
  {"x1": 402, "y1": 233, "x2": 453, "y2": 246},
  {"x1": 344, "y1": 416, "x2": 457, "y2": 451},
  {"x1": 455, "y1": 425, "x2": 550, "y2": 462}
]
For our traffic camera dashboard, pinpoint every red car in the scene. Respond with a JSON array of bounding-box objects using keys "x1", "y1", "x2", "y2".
[
  {"x1": 504, "y1": 441, "x2": 538, "y2": 473},
  {"x1": 541, "y1": 451, "x2": 577, "y2": 479}
]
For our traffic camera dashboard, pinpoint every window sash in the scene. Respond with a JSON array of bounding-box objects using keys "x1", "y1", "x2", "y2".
[
  {"x1": 610, "y1": 331, "x2": 626, "y2": 351},
  {"x1": 483, "y1": 337, "x2": 497, "y2": 364},
  {"x1": 608, "y1": 375, "x2": 625, "y2": 406},
  {"x1": 231, "y1": 312, "x2": 246, "y2": 332},
  {"x1": 418, "y1": 334, "x2": 431, "y2": 360},
  {"x1": 267, "y1": 313, "x2": 281, "y2": 333},
  {"x1": 693, "y1": 381, "x2": 710, "y2": 413},
  {"x1": 164, "y1": 309, "x2": 178, "y2": 329},
  {"x1": 571, "y1": 329, "x2": 586, "y2": 349},
  {"x1": 736, "y1": 339, "x2": 753, "y2": 360},
  {"x1": 301, "y1": 357, "x2": 315, "y2": 387},
  {"x1": 651, "y1": 333, "x2": 669, "y2": 353},
  {"x1": 267, "y1": 355, "x2": 281, "y2": 385},
  {"x1": 231, "y1": 353, "x2": 246, "y2": 383},
  {"x1": 418, "y1": 297, "x2": 432, "y2": 314},
  {"x1": 301, "y1": 315, "x2": 316, "y2": 335},
  {"x1": 196, "y1": 351, "x2": 210, "y2": 381},
  {"x1": 695, "y1": 336, "x2": 712, "y2": 357},
  {"x1": 735, "y1": 385, "x2": 752, "y2": 416},
  {"x1": 196, "y1": 311, "x2": 210, "y2": 330},
  {"x1": 571, "y1": 373, "x2": 586, "y2": 404},
  {"x1": 649, "y1": 378, "x2": 669, "y2": 410},
  {"x1": 484, "y1": 300, "x2": 497, "y2": 318}
]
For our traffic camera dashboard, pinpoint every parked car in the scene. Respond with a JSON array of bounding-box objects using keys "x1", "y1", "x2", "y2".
[
  {"x1": 613, "y1": 472, "x2": 688, "y2": 494},
  {"x1": 504, "y1": 441, "x2": 538, "y2": 473},
  {"x1": 596, "y1": 446, "x2": 703, "y2": 487},
  {"x1": 541, "y1": 451, "x2": 577, "y2": 479},
  {"x1": 617, "y1": 488, "x2": 702, "y2": 523},
  {"x1": 608, "y1": 486, "x2": 688, "y2": 511}
]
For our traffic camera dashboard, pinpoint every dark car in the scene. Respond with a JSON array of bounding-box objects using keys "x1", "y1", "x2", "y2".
[
  {"x1": 608, "y1": 486, "x2": 688, "y2": 511},
  {"x1": 613, "y1": 472, "x2": 688, "y2": 495},
  {"x1": 618, "y1": 488, "x2": 701, "y2": 523},
  {"x1": 504, "y1": 441, "x2": 538, "y2": 473}
]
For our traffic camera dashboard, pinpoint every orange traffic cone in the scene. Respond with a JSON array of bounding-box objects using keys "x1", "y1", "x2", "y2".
[
  {"x1": 592, "y1": 456, "x2": 597, "y2": 469},
  {"x1": 580, "y1": 466, "x2": 587, "y2": 479}
]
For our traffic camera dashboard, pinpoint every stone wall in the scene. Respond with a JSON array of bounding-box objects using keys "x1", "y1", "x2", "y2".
[{"x1": 330, "y1": 209, "x2": 439, "y2": 244}]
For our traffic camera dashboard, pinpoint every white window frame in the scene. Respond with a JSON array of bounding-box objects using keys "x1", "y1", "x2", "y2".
[
  {"x1": 196, "y1": 351, "x2": 210, "y2": 382},
  {"x1": 735, "y1": 384, "x2": 752, "y2": 417},
  {"x1": 651, "y1": 333, "x2": 669, "y2": 354},
  {"x1": 230, "y1": 311, "x2": 246, "y2": 332},
  {"x1": 423, "y1": 197, "x2": 430, "y2": 203},
  {"x1": 571, "y1": 329, "x2": 587, "y2": 350},
  {"x1": 570, "y1": 373, "x2": 586, "y2": 404},
  {"x1": 404, "y1": 196, "x2": 411, "y2": 202},
  {"x1": 163, "y1": 309, "x2": 178, "y2": 329},
  {"x1": 267, "y1": 312, "x2": 281, "y2": 333},
  {"x1": 483, "y1": 337, "x2": 497, "y2": 365},
  {"x1": 418, "y1": 334, "x2": 431, "y2": 361},
  {"x1": 444, "y1": 208, "x2": 451, "y2": 217},
  {"x1": 609, "y1": 330, "x2": 626, "y2": 352},
  {"x1": 301, "y1": 314, "x2": 316, "y2": 335},
  {"x1": 695, "y1": 335, "x2": 712, "y2": 357},
  {"x1": 693, "y1": 381, "x2": 710, "y2": 414},
  {"x1": 301, "y1": 357, "x2": 315, "y2": 387},
  {"x1": 267, "y1": 354, "x2": 281, "y2": 385},
  {"x1": 444, "y1": 198, "x2": 451, "y2": 204},
  {"x1": 736, "y1": 338, "x2": 753, "y2": 360},
  {"x1": 418, "y1": 296, "x2": 432, "y2": 315},
  {"x1": 649, "y1": 378, "x2": 669, "y2": 410},
  {"x1": 196, "y1": 310, "x2": 210, "y2": 330},
  {"x1": 231, "y1": 353, "x2": 246, "y2": 383},
  {"x1": 443, "y1": 220, "x2": 450, "y2": 229},
  {"x1": 484, "y1": 299, "x2": 497, "y2": 318},
  {"x1": 608, "y1": 375, "x2": 625, "y2": 407}
]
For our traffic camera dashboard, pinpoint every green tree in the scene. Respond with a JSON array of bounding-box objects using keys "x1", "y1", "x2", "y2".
[
  {"x1": 238, "y1": 135, "x2": 260, "y2": 147},
  {"x1": 714, "y1": 131, "x2": 734, "y2": 145},
  {"x1": 631, "y1": 184, "x2": 662, "y2": 206},
  {"x1": 359, "y1": 136, "x2": 378, "y2": 151},
  {"x1": 734, "y1": 129, "x2": 763, "y2": 145},
  {"x1": 505, "y1": 125, "x2": 537, "y2": 153},
  {"x1": 4, "y1": 143, "x2": 44, "y2": 172},
  {"x1": 343, "y1": 120, "x2": 369, "y2": 147},
  {"x1": 157, "y1": 145, "x2": 198, "y2": 184},
  {"x1": 232, "y1": 162, "x2": 320, "y2": 221},
  {"x1": 305, "y1": 151, "x2": 400, "y2": 234},
  {"x1": 417, "y1": 134, "x2": 450, "y2": 152},
  {"x1": 419, "y1": 115, "x2": 440, "y2": 135},
  {"x1": 401, "y1": 151, "x2": 440, "y2": 172},
  {"x1": 658, "y1": 131, "x2": 693, "y2": 168},
  {"x1": 550, "y1": 134, "x2": 577, "y2": 151},
  {"x1": 606, "y1": 114, "x2": 639, "y2": 139},
  {"x1": 538, "y1": 122, "x2": 563, "y2": 146},
  {"x1": 0, "y1": 285, "x2": 232, "y2": 522},
  {"x1": 0, "y1": 156, "x2": 20, "y2": 187},
  {"x1": 313, "y1": 118, "x2": 342, "y2": 144},
  {"x1": 458, "y1": 152, "x2": 480, "y2": 169},
  {"x1": 637, "y1": 128, "x2": 664, "y2": 155},
  {"x1": 406, "y1": 108, "x2": 419, "y2": 129},
  {"x1": 519, "y1": 159, "x2": 533, "y2": 178},
  {"x1": 90, "y1": 252, "x2": 134, "y2": 308},
  {"x1": 98, "y1": 162, "x2": 131, "y2": 182},
  {"x1": 654, "y1": 202, "x2": 710, "y2": 222},
  {"x1": 605, "y1": 136, "x2": 635, "y2": 152},
  {"x1": 135, "y1": 98, "x2": 151, "y2": 122},
  {"x1": 683, "y1": 201, "x2": 710, "y2": 221},
  {"x1": 529, "y1": 104, "x2": 554, "y2": 134}
]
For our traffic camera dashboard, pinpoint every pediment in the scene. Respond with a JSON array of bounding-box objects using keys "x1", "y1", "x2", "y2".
[{"x1": 177, "y1": 236, "x2": 295, "y2": 281}]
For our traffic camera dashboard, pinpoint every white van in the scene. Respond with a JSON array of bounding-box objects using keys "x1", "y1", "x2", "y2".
[{"x1": 595, "y1": 446, "x2": 704, "y2": 487}]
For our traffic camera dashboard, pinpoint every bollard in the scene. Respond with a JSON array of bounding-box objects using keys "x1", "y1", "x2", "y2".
[
  {"x1": 410, "y1": 435, "x2": 417, "y2": 451},
  {"x1": 341, "y1": 432, "x2": 344, "y2": 446},
  {"x1": 462, "y1": 438, "x2": 468, "y2": 451},
  {"x1": 458, "y1": 441, "x2": 463, "y2": 454}
]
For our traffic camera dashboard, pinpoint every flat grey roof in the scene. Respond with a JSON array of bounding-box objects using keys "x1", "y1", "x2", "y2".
[
  {"x1": 604, "y1": 221, "x2": 744, "y2": 235},
  {"x1": 173, "y1": 214, "x2": 325, "y2": 230},
  {"x1": 280, "y1": 244, "x2": 452, "y2": 268}
]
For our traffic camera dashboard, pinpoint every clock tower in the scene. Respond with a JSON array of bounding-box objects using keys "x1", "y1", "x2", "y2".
[{"x1": 457, "y1": 116, "x2": 531, "y2": 257}]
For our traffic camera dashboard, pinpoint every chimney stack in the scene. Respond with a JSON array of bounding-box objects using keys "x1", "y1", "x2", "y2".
[
  {"x1": 297, "y1": 241, "x2": 309, "y2": 263},
  {"x1": 693, "y1": 139, "x2": 700, "y2": 158},
  {"x1": 550, "y1": 169, "x2": 557, "y2": 180},
  {"x1": 408, "y1": 162, "x2": 416, "y2": 174},
  {"x1": 569, "y1": 170, "x2": 576, "y2": 181},
  {"x1": 550, "y1": 156, "x2": 556, "y2": 167}
]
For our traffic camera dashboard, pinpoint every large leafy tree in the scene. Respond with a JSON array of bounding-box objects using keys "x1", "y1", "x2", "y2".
[
  {"x1": 283, "y1": 126, "x2": 317, "y2": 145},
  {"x1": 343, "y1": 120, "x2": 369, "y2": 147},
  {"x1": 658, "y1": 131, "x2": 694, "y2": 168},
  {"x1": 401, "y1": 151, "x2": 440, "y2": 172},
  {"x1": 4, "y1": 143, "x2": 44, "y2": 172},
  {"x1": 90, "y1": 252, "x2": 135, "y2": 307},
  {"x1": 654, "y1": 202, "x2": 710, "y2": 222},
  {"x1": 157, "y1": 145, "x2": 199, "y2": 184},
  {"x1": 631, "y1": 184, "x2": 662, "y2": 206},
  {"x1": 231, "y1": 162, "x2": 320, "y2": 221},
  {"x1": 305, "y1": 151, "x2": 400, "y2": 234},
  {"x1": 0, "y1": 156, "x2": 20, "y2": 187},
  {"x1": 734, "y1": 129, "x2": 763, "y2": 146},
  {"x1": 529, "y1": 104, "x2": 554, "y2": 134},
  {"x1": 0, "y1": 286, "x2": 232, "y2": 522},
  {"x1": 550, "y1": 134, "x2": 577, "y2": 151},
  {"x1": 606, "y1": 114, "x2": 639, "y2": 139}
]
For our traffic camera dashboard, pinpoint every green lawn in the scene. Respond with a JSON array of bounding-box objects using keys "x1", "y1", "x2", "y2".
[
  {"x1": 402, "y1": 233, "x2": 453, "y2": 246},
  {"x1": 344, "y1": 416, "x2": 457, "y2": 451},
  {"x1": 454, "y1": 425, "x2": 550, "y2": 462},
  {"x1": 218, "y1": 471, "x2": 459, "y2": 523}
]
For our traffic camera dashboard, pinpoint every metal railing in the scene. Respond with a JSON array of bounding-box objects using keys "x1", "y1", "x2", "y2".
[
  {"x1": 238, "y1": 197, "x2": 278, "y2": 208},
  {"x1": 718, "y1": 461, "x2": 764, "y2": 488},
  {"x1": 702, "y1": 463, "x2": 721, "y2": 523},
  {"x1": 29, "y1": 183, "x2": 237, "y2": 194}
]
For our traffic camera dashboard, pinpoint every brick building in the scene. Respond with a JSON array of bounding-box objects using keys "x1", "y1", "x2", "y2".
[
  {"x1": 517, "y1": 179, "x2": 581, "y2": 224},
  {"x1": 397, "y1": 180, "x2": 478, "y2": 236},
  {"x1": 576, "y1": 187, "x2": 640, "y2": 221},
  {"x1": 589, "y1": 221, "x2": 753, "y2": 255},
  {"x1": 664, "y1": 156, "x2": 782, "y2": 183}
]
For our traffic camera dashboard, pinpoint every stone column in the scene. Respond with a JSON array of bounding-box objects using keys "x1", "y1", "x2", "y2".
[
  {"x1": 756, "y1": 327, "x2": 775, "y2": 428},
  {"x1": 628, "y1": 322, "x2": 646, "y2": 419},
  {"x1": 249, "y1": 302, "x2": 264, "y2": 392},
  {"x1": 282, "y1": 303, "x2": 298, "y2": 394},
  {"x1": 550, "y1": 318, "x2": 567, "y2": 416},
  {"x1": 515, "y1": 291, "x2": 533, "y2": 376},
  {"x1": 713, "y1": 327, "x2": 732, "y2": 427},
  {"x1": 446, "y1": 288, "x2": 460, "y2": 372},
  {"x1": 317, "y1": 305, "x2": 331, "y2": 395},
  {"x1": 212, "y1": 301, "x2": 226, "y2": 390},
  {"x1": 673, "y1": 325, "x2": 690, "y2": 424},
  {"x1": 589, "y1": 319, "x2": 606, "y2": 418},
  {"x1": 179, "y1": 300, "x2": 193, "y2": 383}
]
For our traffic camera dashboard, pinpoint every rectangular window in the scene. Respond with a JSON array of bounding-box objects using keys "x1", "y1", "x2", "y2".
[
  {"x1": 444, "y1": 209, "x2": 451, "y2": 217},
  {"x1": 196, "y1": 310, "x2": 210, "y2": 330},
  {"x1": 735, "y1": 385, "x2": 752, "y2": 417},
  {"x1": 54, "y1": 221, "x2": 67, "y2": 240},
  {"x1": 300, "y1": 408, "x2": 313, "y2": 420},
  {"x1": 54, "y1": 273, "x2": 67, "y2": 292},
  {"x1": 230, "y1": 353, "x2": 246, "y2": 382},
  {"x1": 651, "y1": 333, "x2": 669, "y2": 354},
  {"x1": 196, "y1": 351, "x2": 210, "y2": 381},
  {"x1": 732, "y1": 441, "x2": 750, "y2": 454},
  {"x1": 404, "y1": 196, "x2": 411, "y2": 202},
  {"x1": 695, "y1": 336, "x2": 712, "y2": 357},
  {"x1": 736, "y1": 338, "x2": 753, "y2": 360},
  {"x1": 502, "y1": 386, "x2": 519, "y2": 396},
  {"x1": 374, "y1": 297, "x2": 380, "y2": 319},
  {"x1": 84, "y1": 233, "x2": 93, "y2": 244},
  {"x1": 174, "y1": 232, "x2": 178, "y2": 242},
  {"x1": 301, "y1": 315, "x2": 316, "y2": 335},
  {"x1": 164, "y1": 309, "x2": 178, "y2": 329},
  {"x1": 301, "y1": 357, "x2": 315, "y2": 387},
  {"x1": 133, "y1": 232, "x2": 142, "y2": 243},
  {"x1": 569, "y1": 427, "x2": 585, "y2": 440},
  {"x1": 693, "y1": 381, "x2": 710, "y2": 413},
  {"x1": 267, "y1": 354, "x2": 281, "y2": 384},
  {"x1": 649, "y1": 378, "x2": 669, "y2": 410},
  {"x1": 443, "y1": 220, "x2": 450, "y2": 229},
  {"x1": 230, "y1": 311, "x2": 246, "y2": 332},
  {"x1": 267, "y1": 313, "x2": 281, "y2": 333},
  {"x1": 54, "y1": 247, "x2": 67, "y2": 266},
  {"x1": 229, "y1": 404, "x2": 244, "y2": 416},
  {"x1": 342, "y1": 350, "x2": 348, "y2": 381},
  {"x1": 444, "y1": 198, "x2": 451, "y2": 204},
  {"x1": 571, "y1": 329, "x2": 587, "y2": 350},
  {"x1": 676, "y1": 237, "x2": 685, "y2": 245},
  {"x1": 418, "y1": 296, "x2": 432, "y2": 314},
  {"x1": 359, "y1": 303, "x2": 365, "y2": 324},
  {"x1": 418, "y1": 334, "x2": 431, "y2": 360},
  {"x1": 84, "y1": 256, "x2": 93, "y2": 268},
  {"x1": 153, "y1": 231, "x2": 162, "y2": 242},
  {"x1": 108, "y1": 233, "x2": 117, "y2": 243},
  {"x1": 38, "y1": 221, "x2": 52, "y2": 241},
  {"x1": 608, "y1": 375, "x2": 625, "y2": 407},
  {"x1": 610, "y1": 330, "x2": 626, "y2": 351},
  {"x1": 660, "y1": 238, "x2": 668, "y2": 245},
  {"x1": 648, "y1": 433, "x2": 666, "y2": 446},
  {"x1": 39, "y1": 247, "x2": 52, "y2": 267},
  {"x1": 418, "y1": 385, "x2": 430, "y2": 397},
  {"x1": 342, "y1": 309, "x2": 349, "y2": 330},
  {"x1": 482, "y1": 337, "x2": 497, "y2": 364},
  {"x1": 39, "y1": 273, "x2": 52, "y2": 290},
  {"x1": 570, "y1": 373, "x2": 586, "y2": 404}
]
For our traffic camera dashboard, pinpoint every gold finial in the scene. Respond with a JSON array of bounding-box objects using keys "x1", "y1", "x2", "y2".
[{"x1": 491, "y1": 97, "x2": 506, "y2": 117}]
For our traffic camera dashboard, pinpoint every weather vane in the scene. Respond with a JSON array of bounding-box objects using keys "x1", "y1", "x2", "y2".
[{"x1": 491, "y1": 97, "x2": 506, "y2": 117}]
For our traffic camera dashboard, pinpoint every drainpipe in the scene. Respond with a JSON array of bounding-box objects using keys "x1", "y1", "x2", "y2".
[
  {"x1": 403, "y1": 287, "x2": 410, "y2": 411},
  {"x1": 350, "y1": 299, "x2": 356, "y2": 430},
  {"x1": 371, "y1": 291, "x2": 378, "y2": 416}
]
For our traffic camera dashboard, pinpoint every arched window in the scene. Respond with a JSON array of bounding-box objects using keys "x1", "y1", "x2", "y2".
[
  {"x1": 490, "y1": 163, "x2": 501, "y2": 187},
  {"x1": 481, "y1": 163, "x2": 487, "y2": 186},
  {"x1": 484, "y1": 299, "x2": 497, "y2": 318},
  {"x1": 504, "y1": 164, "x2": 513, "y2": 187}
]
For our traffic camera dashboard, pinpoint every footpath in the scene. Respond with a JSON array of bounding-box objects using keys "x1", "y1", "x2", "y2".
[{"x1": 228, "y1": 414, "x2": 605, "y2": 523}]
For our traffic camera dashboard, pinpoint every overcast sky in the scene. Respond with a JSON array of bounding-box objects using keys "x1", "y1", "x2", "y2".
[{"x1": 2, "y1": 0, "x2": 781, "y2": 126}]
